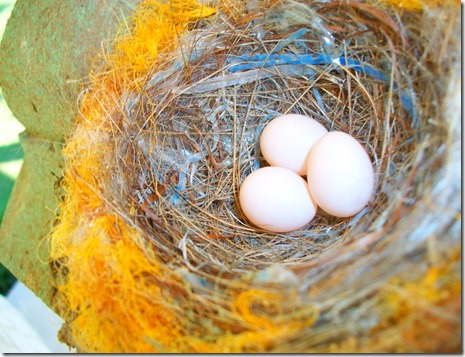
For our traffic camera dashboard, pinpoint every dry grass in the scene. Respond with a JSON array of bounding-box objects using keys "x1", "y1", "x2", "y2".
[
  {"x1": 52, "y1": 0, "x2": 461, "y2": 352},
  {"x1": 110, "y1": 1, "x2": 458, "y2": 275}
]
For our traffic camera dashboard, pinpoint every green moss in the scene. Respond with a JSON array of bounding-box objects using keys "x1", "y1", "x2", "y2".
[{"x1": 0, "y1": 0, "x2": 140, "y2": 308}]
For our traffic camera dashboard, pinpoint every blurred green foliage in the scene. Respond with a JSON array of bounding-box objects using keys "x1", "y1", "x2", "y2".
[
  {"x1": 0, "y1": 142, "x2": 22, "y2": 295},
  {"x1": 0, "y1": 263, "x2": 16, "y2": 295}
]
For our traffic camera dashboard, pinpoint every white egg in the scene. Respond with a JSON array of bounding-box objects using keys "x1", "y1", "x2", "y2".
[
  {"x1": 239, "y1": 166, "x2": 317, "y2": 233},
  {"x1": 260, "y1": 114, "x2": 328, "y2": 175},
  {"x1": 306, "y1": 131, "x2": 375, "y2": 217}
]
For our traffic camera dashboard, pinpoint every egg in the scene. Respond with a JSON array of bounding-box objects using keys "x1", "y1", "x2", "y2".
[
  {"x1": 306, "y1": 131, "x2": 374, "y2": 217},
  {"x1": 260, "y1": 114, "x2": 328, "y2": 175},
  {"x1": 239, "y1": 166, "x2": 317, "y2": 233}
]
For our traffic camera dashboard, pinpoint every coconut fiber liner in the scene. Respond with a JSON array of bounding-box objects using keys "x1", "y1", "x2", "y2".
[{"x1": 49, "y1": 0, "x2": 461, "y2": 352}]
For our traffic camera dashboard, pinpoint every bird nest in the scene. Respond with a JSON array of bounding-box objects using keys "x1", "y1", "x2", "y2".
[{"x1": 51, "y1": 0, "x2": 461, "y2": 352}]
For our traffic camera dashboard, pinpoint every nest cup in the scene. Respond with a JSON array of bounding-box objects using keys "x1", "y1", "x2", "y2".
[
  {"x1": 116, "y1": 2, "x2": 457, "y2": 272},
  {"x1": 52, "y1": 0, "x2": 461, "y2": 352}
]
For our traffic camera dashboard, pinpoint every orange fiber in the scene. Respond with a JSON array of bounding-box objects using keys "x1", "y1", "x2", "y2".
[
  {"x1": 49, "y1": 0, "x2": 317, "y2": 352},
  {"x1": 50, "y1": 0, "x2": 218, "y2": 352},
  {"x1": 49, "y1": 0, "x2": 460, "y2": 352}
]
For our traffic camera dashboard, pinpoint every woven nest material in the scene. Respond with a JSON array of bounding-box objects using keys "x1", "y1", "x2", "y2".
[{"x1": 50, "y1": 0, "x2": 461, "y2": 353}]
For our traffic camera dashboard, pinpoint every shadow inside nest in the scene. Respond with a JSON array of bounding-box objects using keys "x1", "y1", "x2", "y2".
[
  {"x1": 105, "y1": 0, "x2": 448, "y2": 277},
  {"x1": 46, "y1": 0, "x2": 461, "y2": 352}
]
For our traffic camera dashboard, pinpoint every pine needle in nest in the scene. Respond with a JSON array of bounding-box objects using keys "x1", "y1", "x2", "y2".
[{"x1": 50, "y1": 0, "x2": 461, "y2": 352}]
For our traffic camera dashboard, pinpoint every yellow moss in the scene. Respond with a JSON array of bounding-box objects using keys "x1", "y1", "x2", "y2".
[
  {"x1": 49, "y1": 0, "x2": 460, "y2": 352},
  {"x1": 50, "y1": 0, "x2": 217, "y2": 352},
  {"x1": 324, "y1": 247, "x2": 461, "y2": 353},
  {"x1": 110, "y1": 0, "x2": 216, "y2": 77},
  {"x1": 379, "y1": 0, "x2": 460, "y2": 11},
  {"x1": 373, "y1": 247, "x2": 461, "y2": 352},
  {"x1": 50, "y1": 0, "x2": 320, "y2": 352}
]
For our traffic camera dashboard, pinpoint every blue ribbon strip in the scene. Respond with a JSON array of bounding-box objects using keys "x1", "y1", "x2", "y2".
[{"x1": 227, "y1": 52, "x2": 418, "y2": 124}]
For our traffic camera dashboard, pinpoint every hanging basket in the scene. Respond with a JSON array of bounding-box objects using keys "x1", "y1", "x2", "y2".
[{"x1": 1, "y1": 0, "x2": 461, "y2": 353}]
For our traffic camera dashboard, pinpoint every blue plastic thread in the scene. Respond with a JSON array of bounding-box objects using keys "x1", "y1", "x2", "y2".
[
  {"x1": 312, "y1": 87, "x2": 326, "y2": 115},
  {"x1": 272, "y1": 28, "x2": 310, "y2": 53},
  {"x1": 227, "y1": 53, "x2": 333, "y2": 72},
  {"x1": 227, "y1": 53, "x2": 418, "y2": 122}
]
